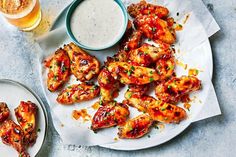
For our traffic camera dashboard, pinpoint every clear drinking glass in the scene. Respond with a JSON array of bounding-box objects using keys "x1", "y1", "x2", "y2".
[{"x1": 0, "y1": 0, "x2": 42, "y2": 31}]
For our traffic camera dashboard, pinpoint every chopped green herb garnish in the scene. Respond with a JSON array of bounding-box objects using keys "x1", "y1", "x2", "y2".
[
  {"x1": 37, "y1": 128, "x2": 41, "y2": 132},
  {"x1": 161, "y1": 108, "x2": 166, "y2": 111},
  {"x1": 127, "y1": 70, "x2": 132, "y2": 76},
  {"x1": 149, "y1": 71, "x2": 153, "y2": 75},
  {"x1": 99, "y1": 99, "x2": 103, "y2": 105},
  {"x1": 147, "y1": 135, "x2": 151, "y2": 138},
  {"x1": 127, "y1": 92, "x2": 132, "y2": 99},
  {"x1": 149, "y1": 77, "x2": 154, "y2": 82},
  {"x1": 130, "y1": 66, "x2": 135, "y2": 71},
  {"x1": 168, "y1": 85, "x2": 171, "y2": 89},
  {"x1": 53, "y1": 75, "x2": 58, "y2": 81},
  {"x1": 61, "y1": 66, "x2": 67, "y2": 73},
  {"x1": 169, "y1": 65, "x2": 175, "y2": 70}
]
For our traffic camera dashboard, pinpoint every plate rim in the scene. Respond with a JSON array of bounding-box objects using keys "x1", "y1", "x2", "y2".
[
  {"x1": 0, "y1": 79, "x2": 48, "y2": 156},
  {"x1": 49, "y1": 2, "x2": 214, "y2": 151}
]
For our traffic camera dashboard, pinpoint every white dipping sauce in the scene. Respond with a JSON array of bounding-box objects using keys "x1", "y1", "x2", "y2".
[{"x1": 70, "y1": 0, "x2": 125, "y2": 49}]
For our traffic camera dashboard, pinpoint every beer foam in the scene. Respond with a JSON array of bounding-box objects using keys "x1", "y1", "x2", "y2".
[{"x1": 0, "y1": 0, "x2": 36, "y2": 19}]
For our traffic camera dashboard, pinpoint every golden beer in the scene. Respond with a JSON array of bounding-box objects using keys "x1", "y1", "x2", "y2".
[{"x1": 0, "y1": 0, "x2": 41, "y2": 31}]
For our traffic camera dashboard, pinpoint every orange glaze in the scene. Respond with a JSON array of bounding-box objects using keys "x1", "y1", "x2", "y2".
[
  {"x1": 184, "y1": 103, "x2": 191, "y2": 111},
  {"x1": 188, "y1": 68, "x2": 199, "y2": 76},
  {"x1": 183, "y1": 14, "x2": 190, "y2": 24},
  {"x1": 175, "y1": 24, "x2": 183, "y2": 31},
  {"x1": 176, "y1": 59, "x2": 187, "y2": 70},
  {"x1": 72, "y1": 109, "x2": 91, "y2": 122},
  {"x1": 91, "y1": 102, "x2": 100, "y2": 110},
  {"x1": 180, "y1": 94, "x2": 191, "y2": 103}
]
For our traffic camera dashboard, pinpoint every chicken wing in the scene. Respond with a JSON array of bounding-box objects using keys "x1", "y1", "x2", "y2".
[
  {"x1": 44, "y1": 48, "x2": 70, "y2": 92},
  {"x1": 147, "y1": 101, "x2": 187, "y2": 123},
  {"x1": 15, "y1": 101, "x2": 38, "y2": 146},
  {"x1": 120, "y1": 30, "x2": 143, "y2": 52},
  {"x1": 63, "y1": 42, "x2": 100, "y2": 82},
  {"x1": 155, "y1": 57, "x2": 175, "y2": 80},
  {"x1": 0, "y1": 120, "x2": 29, "y2": 157},
  {"x1": 57, "y1": 82, "x2": 100, "y2": 105},
  {"x1": 134, "y1": 14, "x2": 176, "y2": 44},
  {"x1": 127, "y1": 0, "x2": 169, "y2": 19},
  {"x1": 107, "y1": 62, "x2": 160, "y2": 85},
  {"x1": 155, "y1": 76, "x2": 201, "y2": 103},
  {"x1": 118, "y1": 113, "x2": 153, "y2": 139},
  {"x1": 123, "y1": 91, "x2": 155, "y2": 112},
  {"x1": 124, "y1": 91, "x2": 187, "y2": 123},
  {"x1": 128, "y1": 43, "x2": 173, "y2": 66},
  {"x1": 91, "y1": 101, "x2": 130, "y2": 131},
  {"x1": 0, "y1": 102, "x2": 10, "y2": 123},
  {"x1": 97, "y1": 68, "x2": 121, "y2": 103}
]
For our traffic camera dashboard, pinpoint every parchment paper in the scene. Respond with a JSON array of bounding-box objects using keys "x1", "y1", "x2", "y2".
[{"x1": 37, "y1": 0, "x2": 221, "y2": 146}]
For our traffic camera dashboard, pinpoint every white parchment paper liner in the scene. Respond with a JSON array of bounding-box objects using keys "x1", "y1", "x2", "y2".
[{"x1": 36, "y1": 0, "x2": 221, "y2": 146}]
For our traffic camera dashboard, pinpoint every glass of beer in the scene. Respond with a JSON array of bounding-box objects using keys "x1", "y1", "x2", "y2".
[{"x1": 0, "y1": 0, "x2": 41, "y2": 31}]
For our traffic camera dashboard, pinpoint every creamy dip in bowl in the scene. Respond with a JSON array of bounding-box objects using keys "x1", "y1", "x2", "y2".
[{"x1": 66, "y1": 0, "x2": 128, "y2": 50}]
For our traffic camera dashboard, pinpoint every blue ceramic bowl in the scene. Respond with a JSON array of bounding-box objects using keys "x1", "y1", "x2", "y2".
[{"x1": 66, "y1": 0, "x2": 128, "y2": 51}]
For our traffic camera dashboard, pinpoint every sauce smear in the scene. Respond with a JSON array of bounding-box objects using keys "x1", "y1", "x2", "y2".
[{"x1": 72, "y1": 109, "x2": 91, "y2": 122}]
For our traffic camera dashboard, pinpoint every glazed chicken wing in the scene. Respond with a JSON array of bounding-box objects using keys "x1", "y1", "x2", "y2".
[
  {"x1": 134, "y1": 14, "x2": 176, "y2": 44},
  {"x1": 0, "y1": 120, "x2": 29, "y2": 157},
  {"x1": 107, "y1": 62, "x2": 160, "y2": 85},
  {"x1": 57, "y1": 82, "x2": 100, "y2": 105},
  {"x1": 118, "y1": 113, "x2": 153, "y2": 139},
  {"x1": 0, "y1": 102, "x2": 10, "y2": 123},
  {"x1": 98, "y1": 68, "x2": 121, "y2": 103},
  {"x1": 128, "y1": 43, "x2": 173, "y2": 66},
  {"x1": 127, "y1": 0, "x2": 169, "y2": 19},
  {"x1": 44, "y1": 48, "x2": 70, "y2": 92},
  {"x1": 63, "y1": 42, "x2": 100, "y2": 82},
  {"x1": 155, "y1": 76, "x2": 201, "y2": 103},
  {"x1": 15, "y1": 101, "x2": 38, "y2": 146},
  {"x1": 91, "y1": 101, "x2": 130, "y2": 131},
  {"x1": 147, "y1": 101, "x2": 187, "y2": 123}
]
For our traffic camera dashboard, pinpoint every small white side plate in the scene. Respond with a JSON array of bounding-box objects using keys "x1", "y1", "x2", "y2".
[{"x1": 0, "y1": 79, "x2": 47, "y2": 156}]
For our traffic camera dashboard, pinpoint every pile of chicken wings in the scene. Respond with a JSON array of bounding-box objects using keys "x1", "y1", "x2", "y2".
[
  {"x1": 0, "y1": 101, "x2": 38, "y2": 157},
  {"x1": 45, "y1": 1, "x2": 201, "y2": 139}
]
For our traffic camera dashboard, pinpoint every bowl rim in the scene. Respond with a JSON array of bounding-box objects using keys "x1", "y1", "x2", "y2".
[{"x1": 65, "y1": 0, "x2": 128, "y2": 51}]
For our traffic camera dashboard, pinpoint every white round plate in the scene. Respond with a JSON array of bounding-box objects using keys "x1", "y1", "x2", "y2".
[
  {"x1": 0, "y1": 79, "x2": 47, "y2": 156},
  {"x1": 48, "y1": 2, "x2": 213, "y2": 151}
]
